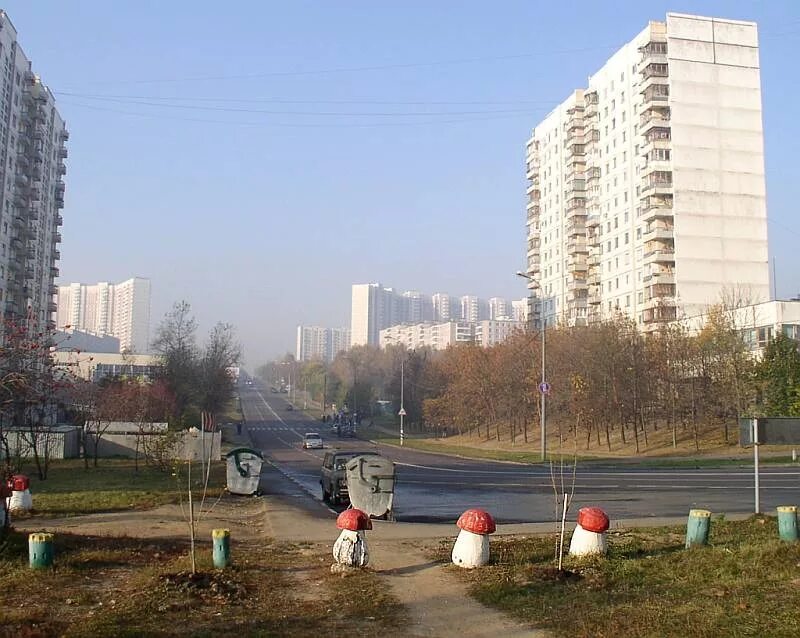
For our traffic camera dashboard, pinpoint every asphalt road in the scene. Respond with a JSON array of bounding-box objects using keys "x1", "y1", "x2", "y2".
[{"x1": 238, "y1": 383, "x2": 800, "y2": 524}]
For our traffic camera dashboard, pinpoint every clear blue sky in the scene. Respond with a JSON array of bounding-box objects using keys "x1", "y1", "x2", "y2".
[{"x1": 5, "y1": 1, "x2": 799, "y2": 366}]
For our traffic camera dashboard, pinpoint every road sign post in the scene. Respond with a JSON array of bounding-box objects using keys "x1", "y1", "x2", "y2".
[{"x1": 752, "y1": 418, "x2": 760, "y2": 514}]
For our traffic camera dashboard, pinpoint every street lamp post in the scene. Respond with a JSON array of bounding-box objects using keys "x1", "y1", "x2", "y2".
[
  {"x1": 399, "y1": 358, "x2": 405, "y2": 446},
  {"x1": 516, "y1": 271, "x2": 547, "y2": 461}
]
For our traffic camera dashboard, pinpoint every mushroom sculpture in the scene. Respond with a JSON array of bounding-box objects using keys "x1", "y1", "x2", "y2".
[
  {"x1": 7, "y1": 474, "x2": 32, "y2": 513},
  {"x1": 452, "y1": 508, "x2": 496, "y2": 568},
  {"x1": 332, "y1": 508, "x2": 372, "y2": 570},
  {"x1": 569, "y1": 506, "x2": 610, "y2": 557}
]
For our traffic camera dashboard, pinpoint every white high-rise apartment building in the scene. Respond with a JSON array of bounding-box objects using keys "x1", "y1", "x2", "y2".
[
  {"x1": 511, "y1": 298, "x2": 529, "y2": 323},
  {"x1": 296, "y1": 325, "x2": 350, "y2": 362},
  {"x1": 460, "y1": 295, "x2": 488, "y2": 322},
  {"x1": 488, "y1": 297, "x2": 510, "y2": 320},
  {"x1": 525, "y1": 13, "x2": 769, "y2": 329},
  {"x1": 0, "y1": 13, "x2": 67, "y2": 330},
  {"x1": 56, "y1": 277, "x2": 151, "y2": 353},
  {"x1": 350, "y1": 283, "x2": 402, "y2": 346},
  {"x1": 431, "y1": 293, "x2": 453, "y2": 322}
]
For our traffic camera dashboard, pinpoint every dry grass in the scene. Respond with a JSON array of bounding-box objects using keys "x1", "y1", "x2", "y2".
[
  {"x1": 433, "y1": 516, "x2": 800, "y2": 637},
  {"x1": 12, "y1": 458, "x2": 226, "y2": 518},
  {"x1": 0, "y1": 531, "x2": 405, "y2": 637}
]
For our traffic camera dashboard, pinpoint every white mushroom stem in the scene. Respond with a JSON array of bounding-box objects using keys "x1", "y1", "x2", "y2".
[
  {"x1": 568, "y1": 523, "x2": 607, "y2": 557},
  {"x1": 451, "y1": 528, "x2": 490, "y2": 568},
  {"x1": 7, "y1": 489, "x2": 32, "y2": 513},
  {"x1": 333, "y1": 529, "x2": 369, "y2": 567}
]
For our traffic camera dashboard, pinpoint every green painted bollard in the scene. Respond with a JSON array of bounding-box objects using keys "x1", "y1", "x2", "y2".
[
  {"x1": 685, "y1": 509, "x2": 711, "y2": 548},
  {"x1": 29, "y1": 532, "x2": 54, "y2": 569},
  {"x1": 777, "y1": 506, "x2": 798, "y2": 543},
  {"x1": 212, "y1": 528, "x2": 231, "y2": 569}
]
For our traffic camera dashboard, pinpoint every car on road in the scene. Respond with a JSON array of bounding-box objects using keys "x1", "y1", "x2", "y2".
[
  {"x1": 286, "y1": 404, "x2": 294, "y2": 411},
  {"x1": 302, "y1": 432, "x2": 323, "y2": 449},
  {"x1": 320, "y1": 450, "x2": 383, "y2": 505}
]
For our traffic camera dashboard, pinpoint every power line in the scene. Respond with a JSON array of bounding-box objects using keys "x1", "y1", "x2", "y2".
[
  {"x1": 57, "y1": 42, "x2": 625, "y2": 88},
  {"x1": 57, "y1": 98, "x2": 547, "y2": 128},
  {"x1": 55, "y1": 91, "x2": 554, "y2": 107},
  {"x1": 53, "y1": 93, "x2": 549, "y2": 117}
]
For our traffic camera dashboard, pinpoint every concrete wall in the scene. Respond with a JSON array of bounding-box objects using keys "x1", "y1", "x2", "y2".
[
  {"x1": 668, "y1": 14, "x2": 770, "y2": 316},
  {"x1": 86, "y1": 430, "x2": 221, "y2": 461},
  {"x1": 4, "y1": 426, "x2": 81, "y2": 460}
]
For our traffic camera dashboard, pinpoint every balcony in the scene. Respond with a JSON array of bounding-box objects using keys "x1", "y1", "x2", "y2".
[
  {"x1": 639, "y1": 41, "x2": 668, "y2": 66},
  {"x1": 58, "y1": 147, "x2": 68, "y2": 159},
  {"x1": 60, "y1": 130, "x2": 70, "y2": 141},
  {"x1": 53, "y1": 232, "x2": 62, "y2": 243},
  {"x1": 568, "y1": 254, "x2": 588, "y2": 270},
  {"x1": 588, "y1": 289, "x2": 602, "y2": 305},
  {"x1": 526, "y1": 180, "x2": 540, "y2": 194},
  {"x1": 644, "y1": 248, "x2": 676, "y2": 265},
  {"x1": 643, "y1": 223, "x2": 674, "y2": 241},
  {"x1": 640, "y1": 106, "x2": 671, "y2": 133},
  {"x1": 646, "y1": 270, "x2": 675, "y2": 286},
  {"x1": 567, "y1": 276, "x2": 588, "y2": 291},
  {"x1": 565, "y1": 142, "x2": 586, "y2": 157},
  {"x1": 52, "y1": 249, "x2": 61, "y2": 260},
  {"x1": 641, "y1": 172, "x2": 673, "y2": 197},
  {"x1": 643, "y1": 304, "x2": 677, "y2": 325},
  {"x1": 54, "y1": 214, "x2": 63, "y2": 226},
  {"x1": 587, "y1": 272, "x2": 601, "y2": 286},
  {"x1": 642, "y1": 85, "x2": 670, "y2": 105},
  {"x1": 48, "y1": 301, "x2": 58, "y2": 313},
  {"x1": 50, "y1": 266, "x2": 60, "y2": 278},
  {"x1": 587, "y1": 251, "x2": 600, "y2": 267},
  {"x1": 567, "y1": 237, "x2": 588, "y2": 253},
  {"x1": 565, "y1": 220, "x2": 586, "y2": 237},
  {"x1": 57, "y1": 162, "x2": 66, "y2": 175}
]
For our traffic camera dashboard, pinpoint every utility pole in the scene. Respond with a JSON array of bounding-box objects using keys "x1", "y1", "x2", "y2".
[{"x1": 322, "y1": 373, "x2": 327, "y2": 417}]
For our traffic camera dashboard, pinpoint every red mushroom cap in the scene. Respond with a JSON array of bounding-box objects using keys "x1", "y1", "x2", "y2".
[
  {"x1": 577, "y1": 507, "x2": 610, "y2": 533},
  {"x1": 456, "y1": 508, "x2": 496, "y2": 534},
  {"x1": 336, "y1": 508, "x2": 372, "y2": 531}
]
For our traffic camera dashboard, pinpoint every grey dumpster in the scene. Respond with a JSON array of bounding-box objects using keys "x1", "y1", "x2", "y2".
[
  {"x1": 345, "y1": 454, "x2": 396, "y2": 519},
  {"x1": 225, "y1": 447, "x2": 264, "y2": 495}
]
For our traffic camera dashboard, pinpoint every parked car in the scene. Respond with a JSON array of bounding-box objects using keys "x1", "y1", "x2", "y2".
[
  {"x1": 302, "y1": 432, "x2": 323, "y2": 449},
  {"x1": 286, "y1": 404, "x2": 294, "y2": 411},
  {"x1": 320, "y1": 450, "x2": 383, "y2": 505}
]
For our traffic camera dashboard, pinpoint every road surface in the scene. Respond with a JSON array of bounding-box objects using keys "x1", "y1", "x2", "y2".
[{"x1": 238, "y1": 384, "x2": 800, "y2": 524}]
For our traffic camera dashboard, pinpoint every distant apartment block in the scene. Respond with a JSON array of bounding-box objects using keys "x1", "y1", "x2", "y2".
[
  {"x1": 379, "y1": 318, "x2": 523, "y2": 350},
  {"x1": 511, "y1": 299, "x2": 529, "y2": 323},
  {"x1": 296, "y1": 325, "x2": 351, "y2": 362},
  {"x1": 524, "y1": 13, "x2": 769, "y2": 330},
  {"x1": 0, "y1": 12, "x2": 68, "y2": 329},
  {"x1": 460, "y1": 295, "x2": 489, "y2": 322},
  {"x1": 379, "y1": 321, "x2": 473, "y2": 351},
  {"x1": 474, "y1": 319, "x2": 525, "y2": 347},
  {"x1": 56, "y1": 277, "x2": 151, "y2": 353},
  {"x1": 432, "y1": 293, "x2": 453, "y2": 322},
  {"x1": 488, "y1": 297, "x2": 510, "y2": 320}
]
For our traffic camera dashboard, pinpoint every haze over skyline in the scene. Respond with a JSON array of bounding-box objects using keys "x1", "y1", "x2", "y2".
[{"x1": 7, "y1": 1, "x2": 798, "y2": 366}]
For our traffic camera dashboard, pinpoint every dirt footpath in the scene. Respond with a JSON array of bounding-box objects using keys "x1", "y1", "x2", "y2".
[{"x1": 18, "y1": 493, "x2": 543, "y2": 637}]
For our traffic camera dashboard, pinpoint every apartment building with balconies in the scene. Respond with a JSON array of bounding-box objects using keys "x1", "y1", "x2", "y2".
[
  {"x1": 0, "y1": 12, "x2": 67, "y2": 330},
  {"x1": 525, "y1": 13, "x2": 770, "y2": 330}
]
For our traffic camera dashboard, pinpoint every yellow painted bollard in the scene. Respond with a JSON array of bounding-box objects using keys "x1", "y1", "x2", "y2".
[
  {"x1": 29, "y1": 532, "x2": 54, "y2": 569},
  {"x1": 212, "y1": 529, "x2": 231, "y2": 568},
  {"x1": 777, "y1": 506, "x2": 798, "y2": 543},
  {"x1": 685, "y1": 509, "x2": 711, "y2": 548}
]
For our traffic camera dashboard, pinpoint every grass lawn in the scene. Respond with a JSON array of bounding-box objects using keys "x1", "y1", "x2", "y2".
[
  {"x1": 363, "y1": 429, "x2": 798, "y2": 468},
  {"x1": 434, "y1": 516, "x2": 800, "y2": 637},
  {"x1": 12, "y1": 458, "x2": 226, "y2": 517},
  {"x1": 0, "y1": 530, "x2": 405, "y2": 637}
]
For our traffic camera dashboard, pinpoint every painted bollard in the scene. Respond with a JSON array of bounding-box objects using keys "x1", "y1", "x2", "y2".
[
  {"x1": 777, "y1": 506, "x2": 798, "y2": 543},
  {"x1": 29, "y1": 532, "x2": 54, "y2": 569},
  {"x1": 212, "y1": 529, "x2": 231, "y2": 568},
  {"x1": 685, "y1": 509, "x2": 711, "y2": 548}
]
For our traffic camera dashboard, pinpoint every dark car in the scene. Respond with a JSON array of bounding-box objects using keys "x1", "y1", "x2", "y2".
[
  {"x1": 286, "y1": 404, "x2": 294, "y2": 411},
  {"x1": 320, "y1": 450, "x2": 382, "y2": 505}
]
